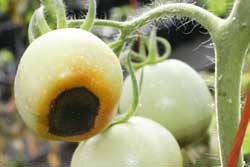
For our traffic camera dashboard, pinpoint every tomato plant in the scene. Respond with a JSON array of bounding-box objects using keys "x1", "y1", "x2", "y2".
[
  {"x1": 71, "y1": 117, "x2": 183, "y2": 167},
  {"x1": 12, "y1": 0, "x2": 250, "y2": 166}
]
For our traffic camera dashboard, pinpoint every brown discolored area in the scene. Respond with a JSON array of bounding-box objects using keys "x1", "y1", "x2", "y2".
[{"x1": 48, "y1": 87, "x2": 100, "y2": 136}]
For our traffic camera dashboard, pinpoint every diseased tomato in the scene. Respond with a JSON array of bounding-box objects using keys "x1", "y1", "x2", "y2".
[
  {"x1": 14, "y1": 28, "x2": 123, "y2": 142},
  {"x1": 71, "y1": 116, "x2": 183, "y2": 167},
  {"x1": 120, "y1": 59, "x2": 213, "y2": 146}
]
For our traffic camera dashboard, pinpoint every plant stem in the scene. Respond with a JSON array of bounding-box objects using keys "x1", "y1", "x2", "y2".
[
  {"x1": 202, "y1": 72, "x2": 250, "y2": 97},
  {"x1": 124, "y1": 3, "x2": 222, "y2": 35},
  {"x1": 109, "y1": 56, "x2": 139, "y2": 126},
  {"x1": 68, "y1": 19, "x2": 126, "y2": 30},
  {"x1": 213, "y1": 0, "x2": 250, "y2": 166},
  {"x1": 214, "y1": 39, "x2": 247, "y2": 167},
  {"x1": 80, "y1": 0, "x2": 96, "y2": 31}
]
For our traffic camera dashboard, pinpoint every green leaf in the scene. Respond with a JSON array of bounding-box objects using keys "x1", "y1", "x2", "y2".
[
  {"x1": 0, "y1": 0, "x2": 9, "y2": 12},
  {"x1": 0, "y1": 49, "x2": 14, "y2": 68}
]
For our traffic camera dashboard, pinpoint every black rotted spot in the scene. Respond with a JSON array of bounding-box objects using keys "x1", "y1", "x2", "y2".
[{"x1": 49, "y1": 87, "x2": 100, "y2": 136}]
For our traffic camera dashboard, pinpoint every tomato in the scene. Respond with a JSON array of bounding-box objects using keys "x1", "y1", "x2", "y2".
[
  {"x1": 14, "y1": 28, "x2": 123, "y2": 142},
  {"x1": 120, "y1": 59, "x2": 213, "y2": 146},
  {"x1": 71, "y1": 116, "x2": 183, "y2": 167}
]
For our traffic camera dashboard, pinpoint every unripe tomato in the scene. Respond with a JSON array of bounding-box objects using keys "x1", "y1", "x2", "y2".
[
  {"x1": 14, "y1": 28, "x2": 123, "y2": 142},
  {"x1": 71, "y1": 116, "x2": 183, "y2": 167},
  {"x1": 120, "y1": 59, "x2": 213, "y2": 146}
]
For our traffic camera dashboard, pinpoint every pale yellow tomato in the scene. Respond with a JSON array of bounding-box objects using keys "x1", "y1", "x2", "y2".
[
  {"x1": 14, "y1": 28, "x2": 123, "y2": 142},
  {"x1": 120, "y1": 59, "x2": 213, "y2": 146}
]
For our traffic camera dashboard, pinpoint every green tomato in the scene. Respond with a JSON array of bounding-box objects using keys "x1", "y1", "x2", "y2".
[
  {"x1": 71, "y1": 116, "x2": 183, "y2": 167},
  {"x1": 14, "y1": 28, "x2": 123, "y2": 142},
  {"x1": 120, "y1": 59, "x2": 213, "y2": 146}
]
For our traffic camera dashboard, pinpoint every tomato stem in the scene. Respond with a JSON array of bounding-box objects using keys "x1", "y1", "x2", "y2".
[
  {"x1": 109, "y1": 56, "x2": 140, "y2": 126},
  {"x1": 226, "y1": 91, "x2": 250, "y2": 167},
  {"x1": 80, "y1": 0, "x2": 96, "y2": 31},
  {"x1": 147, "y1": 27, "x2": 159, "y2": 63},
  {"x1": 124, "y1": 3, "x2": 222, "y2": 36}
]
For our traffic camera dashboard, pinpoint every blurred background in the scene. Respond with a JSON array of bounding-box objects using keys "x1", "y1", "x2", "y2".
[{"x1": 0, "y1": 0, "x2": 234, "y2": 166}]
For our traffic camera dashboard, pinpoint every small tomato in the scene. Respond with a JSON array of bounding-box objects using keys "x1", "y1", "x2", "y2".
[
  {"x1": 14, "y1": 28, "x2": 123, "y2": 142},
  {"x1": 120, "y1": 59, "x2": 213, "y2": 146},
  {"x1": 71, "y1": 116, "x2": 183, "y2": 167}
]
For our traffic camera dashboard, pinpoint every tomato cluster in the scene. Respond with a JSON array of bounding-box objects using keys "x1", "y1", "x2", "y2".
[{"x1": 14, "y1": 28, "x2": 214, "y2": 166}]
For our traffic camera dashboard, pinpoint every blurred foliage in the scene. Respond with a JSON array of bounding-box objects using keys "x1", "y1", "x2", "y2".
[
  {"x1": 0, "y1": 49, "x2": 14, "y2": 68},
  {"x1": 0, "y1": 0, "x2": 39, "y2": 25},
  {"x1": 110, "y1": 5, "x2": 135, "y2": 21},
  {"x1": 198, "y1": 0, "x2": 234, "y2": 17},
  {"x1": 0, "y1": 0, "x2": 9, "y2": 12}
]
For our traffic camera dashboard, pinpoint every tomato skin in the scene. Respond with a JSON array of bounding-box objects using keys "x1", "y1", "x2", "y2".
[
  {"x1": 120, "y1": 59, "x2": 213, "y2": 146},
  {"x1": 14, "y1": 28, "x2": 123, "y2": 142},
  {"x1": 71, "y1": 116, "x2": 183, "y2": 167}
]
